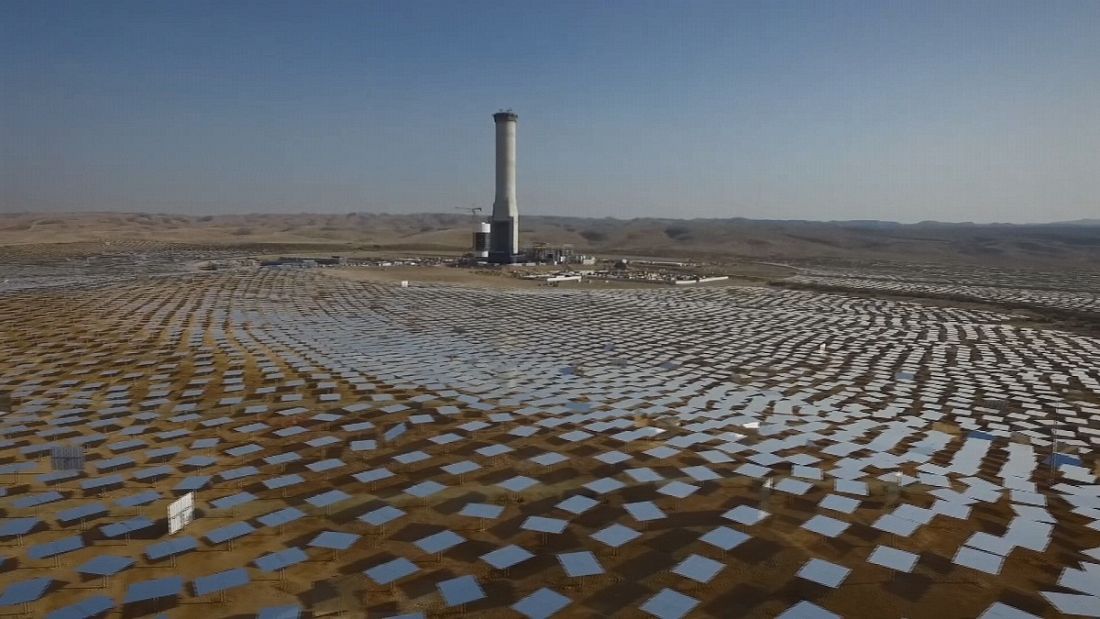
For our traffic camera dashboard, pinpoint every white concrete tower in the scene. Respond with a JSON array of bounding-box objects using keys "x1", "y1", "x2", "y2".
[{"x1": 489, "y1": 111, "x2": 519, "y2": 263}]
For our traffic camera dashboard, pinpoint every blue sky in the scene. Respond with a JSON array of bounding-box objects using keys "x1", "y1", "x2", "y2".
[{"x1": 2, "y1": 0, "x2": 1098, "y2": 222}]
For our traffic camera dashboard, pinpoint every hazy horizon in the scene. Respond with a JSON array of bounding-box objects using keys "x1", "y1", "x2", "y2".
[
  {"x1": 5, "y1": 209, "x2": 1100, "y2": 228},
  {"x1": 3, "y1": 0, "x2": 1099, "y2": 223}
]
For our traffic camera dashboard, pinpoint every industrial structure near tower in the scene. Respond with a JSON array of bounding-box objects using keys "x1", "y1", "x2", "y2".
[
  {"x1": 488, "y1": 110, "x2": 520, "y2": 263},
  {"x1": 469, "y1": 110, "x2": 590, "y2": 266}
]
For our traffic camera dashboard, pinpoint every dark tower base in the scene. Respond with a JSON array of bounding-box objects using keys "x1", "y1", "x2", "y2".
[{"x1": 488, "y1": 218, "x2": 519, "y2": 263}]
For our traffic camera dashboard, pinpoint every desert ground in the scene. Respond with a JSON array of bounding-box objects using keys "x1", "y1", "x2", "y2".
[
  {"x1": 1, "y1": 214, "x2": 1100, "y2": 618},
  {"x1": 2, "y1": 212, "x2": 1100, "y2": 268}
]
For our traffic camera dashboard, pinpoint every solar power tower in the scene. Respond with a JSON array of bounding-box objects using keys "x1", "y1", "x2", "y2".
[{"x1": 488, "y1": 110, "x2": 520, "y2": 263}]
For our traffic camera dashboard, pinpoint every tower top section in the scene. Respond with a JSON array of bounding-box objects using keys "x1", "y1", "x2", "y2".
[{"x1": 493, "y1": 111, "x2": 518, "y2": 122}]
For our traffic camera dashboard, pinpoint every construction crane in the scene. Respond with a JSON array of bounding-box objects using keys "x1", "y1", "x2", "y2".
[
  {"x1": 455, "y1": 206, "x2": 489, "y2": 259},
  {"x1": 454, "y1": 206, "x2": 482, "y2": 222}
]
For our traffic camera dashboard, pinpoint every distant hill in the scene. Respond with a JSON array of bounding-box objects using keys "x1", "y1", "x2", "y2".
[
  {"x1": 1052, "y1": 219, "x2": 1100, "y2": 227},
  {"x1": 2, "y1": 211, "x2": 1100, "y2": 268}
]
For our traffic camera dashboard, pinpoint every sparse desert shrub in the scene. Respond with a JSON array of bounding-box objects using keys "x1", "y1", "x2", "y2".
[{"x1": 664, "y1": 226, "x2": 691, "y2": 240}]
